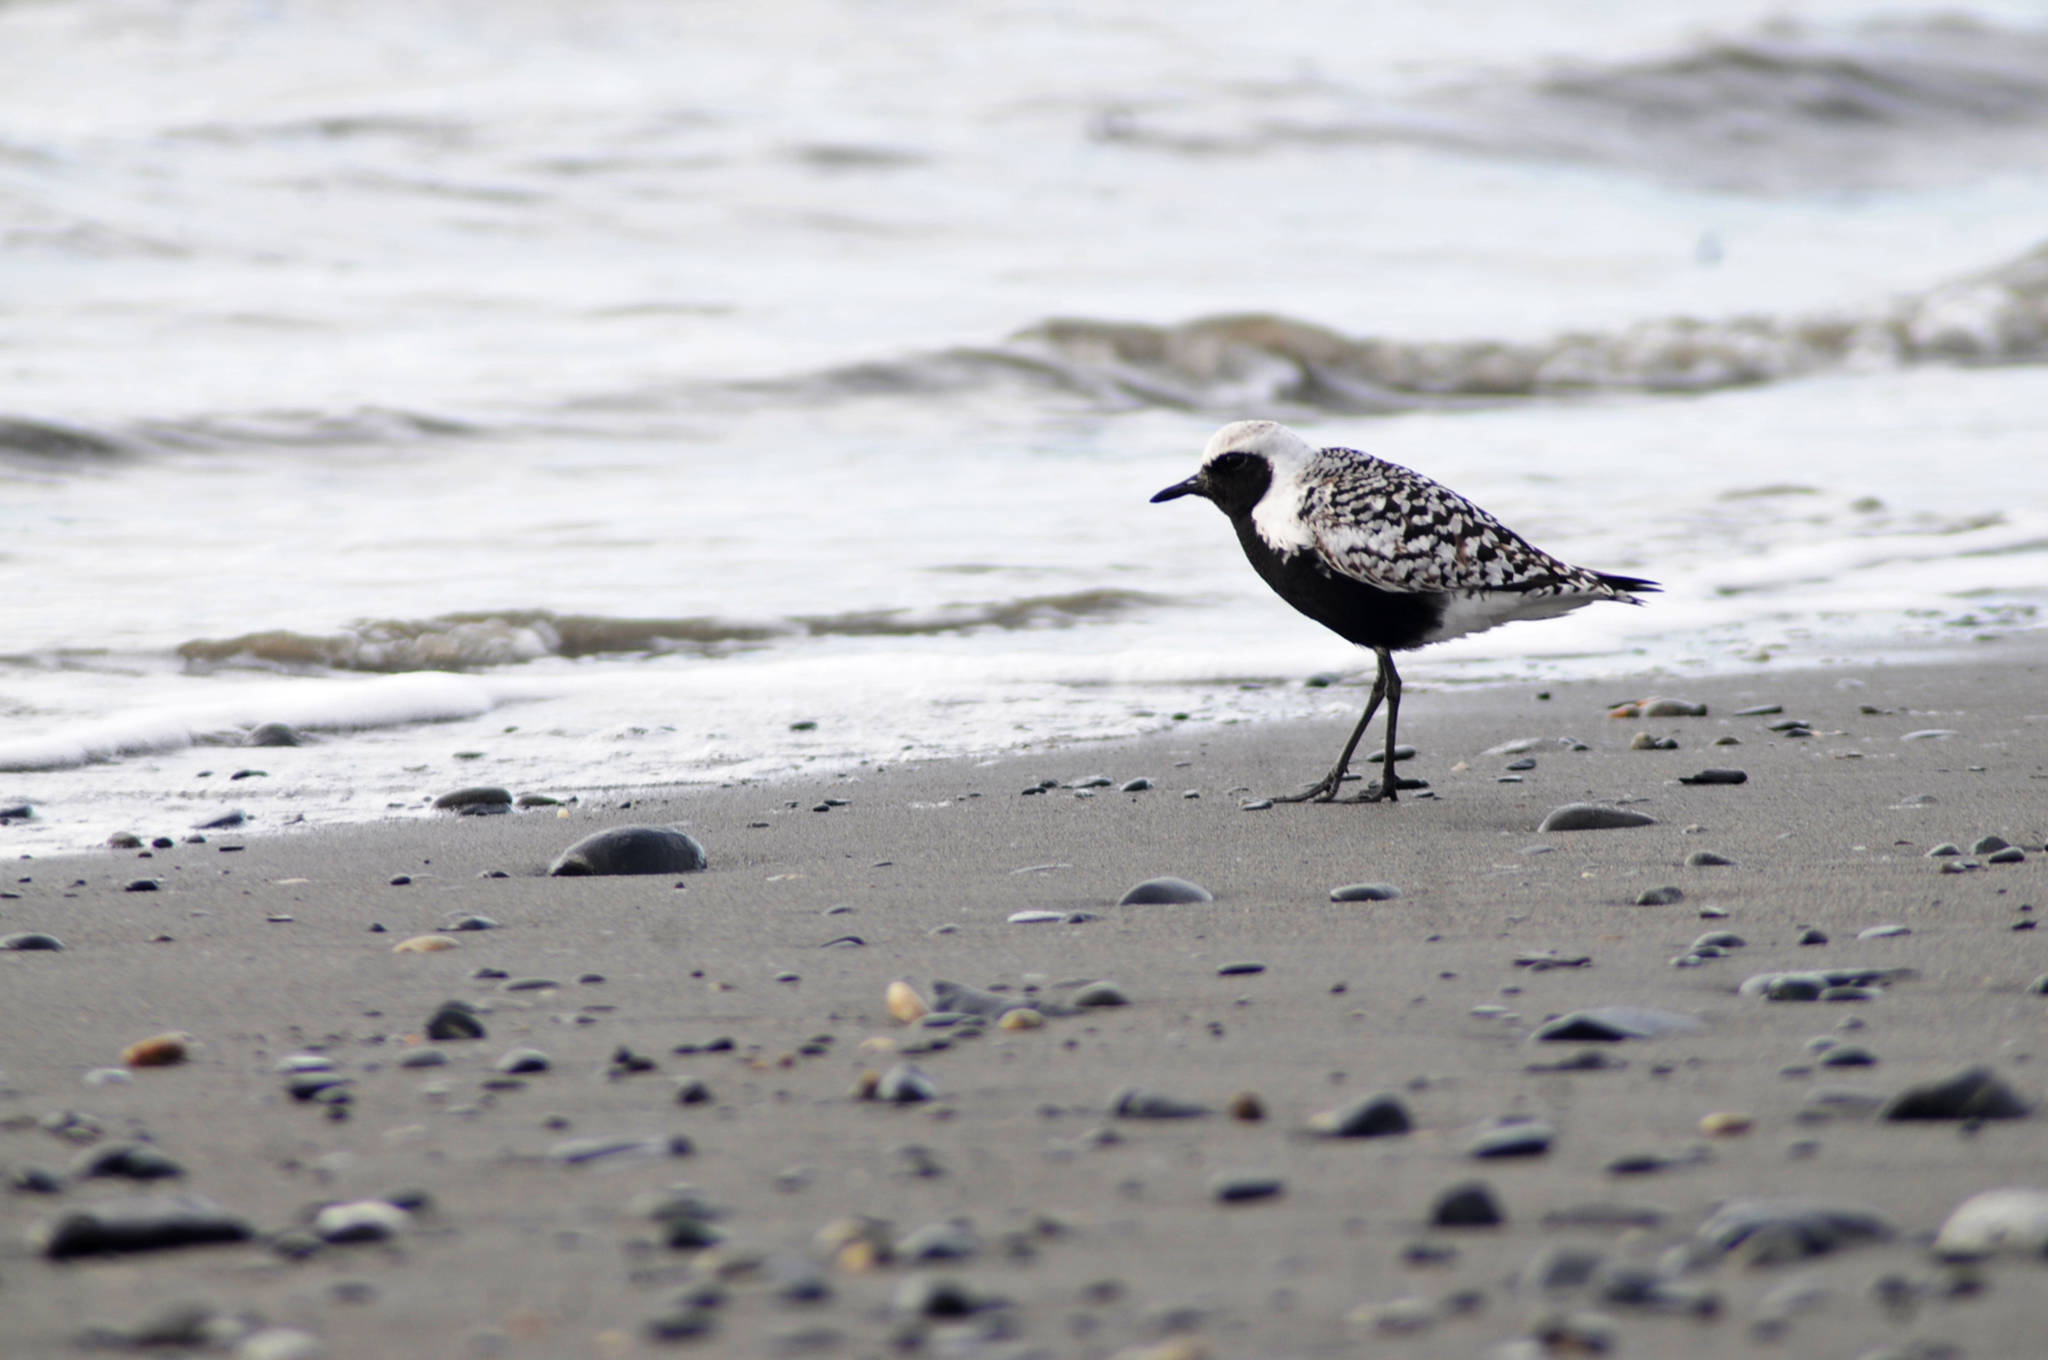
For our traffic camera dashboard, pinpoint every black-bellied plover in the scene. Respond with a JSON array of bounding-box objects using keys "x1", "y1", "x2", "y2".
[{"x1": 1151, "y1": 419, "x2": 1657, "y2": 803}]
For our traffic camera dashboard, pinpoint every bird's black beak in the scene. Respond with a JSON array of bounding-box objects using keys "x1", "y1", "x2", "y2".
[{"x1": 1150, "y1": 474, "x2": 1203, "y2": 504}]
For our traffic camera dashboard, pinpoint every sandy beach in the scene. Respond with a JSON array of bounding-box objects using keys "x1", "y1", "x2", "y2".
[{"x1": 4, "y1": 640, "x2": 2048, "y2": 1359}]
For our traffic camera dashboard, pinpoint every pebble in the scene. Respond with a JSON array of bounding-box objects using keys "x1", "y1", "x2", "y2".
[
  {"x1": 1118, "y1": 876, "x2": 1214, "y2": 905},
  {"x1": 548, "y1": 826, "x2": 707, "y2": 876},
  {"x1": 1796, "y1": 928, "x2": 1830, "y2": 946},
  {"x1": 1678, "y1": 768, "x2": 1748, "y2": 785},
  {"x1": 1700, "y1": 1112, "x2": 1754, "y2": 1137},
  {"x1": 1007, "y1": 910, "x2": 1064, "y2": 924},
  {"x1": 313, "y1": 1199, "x2": 410, "y2": 1244},
  {"x1": 1694, "y1": 1198, "x2": 1892, "y2": 1264},
  {"x1": 1989, "y1": 846, "x2": 2027, "y2": 864},
  {"x1": 1238, "y1": 798, "x2": 1274, "y2": 811},
  {"x1": 505, "y1": 976, "x2": 559, "y2": 991},
  {"x1": 398, "y1": 1048, "x2": 448, "y2": 1068},
  {"x1": 1514, "y1": 950, "x2": 1591, "y2": 970},
  {"x1": 433, "y1": 786, "x2": 512, "y2": 810},
  {"x1": 891, "y1": 1275, "x2": 981, "y2": 1319},
  {"x1": 1629, "y1": 731, "x2": 1676, "y2": 750},
  {"x1": 1859, "y1": 923, "x2": 1911, "y2": 940},
  {"x1": 1932, "y1": 1188, "x2": 2048, "y2": 1261},
  {"x1": 1111, "y1": 1087, "x2": 1209, "y2": 1119},
  {"x1": 74, "y1": 1143, "x2": 186, "y2": 1180},
  {"x1": 642, "y1": 1307, "x2": 717, "y2": 1342},
  {"x1": 885, "y1": 980, "x2": 930, "y2": 1024},
  {"x1": 1348, "y1": 1297, "x2": 1437, "y2": 1335},
  {"x1": 125, "y1": 878, "x2": 161, "y2": 892},
  {"x1": 1538, "y1": 804, "x2": 1657, "y2": 832},
  {"x1": 236, "y1": 1328, "x2": 327, "y2": 1360},
  {"x1": 1881, "y1": 1066, "x2": 2030, "y2": 1121},
  {"x1": 549, "y1": 1135, "x2": 691, "y2": 1164},
  {"x1": 246, "y1": 722, "x2": 302, "y2": 746},
  {"x1": 1632, "y1": 886, "x2": 1684, "y2": 906},
  {"x1": 1329, "y1": 882, "x2": 1401, "y2": 902},
  {"x1": 1216, "y1": 961, "x2": 1265, "y2": 976},
  {"x1": 123, "y1": 1033, "x2": 190, "y2": 1067},
  {"x1": 193, "y1": 809, "x2": 247, "y2": 829},
  {"x1": 425, "y1": 1000, "x2": 487, "y2": 1041},
  {"x1": 1071, "y1": 980, "x2": 1129, "y2": 1008},
  {"x1": 675, "y1": 1078, "x2": 713, "y2": 1104},
  {"x1": 1210, "y1": 1171, "x2": 1285, "y2": 1203},
  {"x1": 1692, "y1": 931, "x2": 1745, "y2": 950},
  {"x1": 997, "y1": 1008, "x2": 1044, "y2": 1031},
  {"x1": 1119, "y1": 778, "x2": 1154, "y2": 792},
  {"x1": 1226, "y1": 1090, "x2": 1264, "y2": 1121},
  {"x1": 393, "y1": 934, "x2": 461, "y2": 954},
  {"x1": 1901, "y1": 729, "x2": 1958, "y2": 741},
  {"x1": 897, "y1": 1217, "x2": 979, "y2": 1262},
  {"x1": 1531, "y1": 1006, "x2": 1703, "y2": 1041},
  {"x1": 1, "y1": 931, "x2": 65, "y2": 950},
  {"x1": 495, "y1": 1048, "x2": 551, "y2": 1074},
  {"x1": 37, "y1": 1193, "x2": 254, "y2": 1259},
  {"x1": 1820, "y1": 1044, "x2": 1877, "y2": 1067},
  {"x1": 872, "y1": 1064, "x2": 937, "y2": 1103},
  {"x1": 1739, "y1": 967, "x2": 1911, "y2": 1000},
  {"x1": 1430, "y1": 1181, "x2": 1505, "y2": 1227},
  {"x1": 1686, "y1": 850, "x2": 1737, "y2": 866},
  {"x1": 1467, "y1": 1118, "x2": 1554, "y2": 1158},
  {"x1": 1365, "y1": 744, "x2": 1418, "y2": 763},
  {"x1": 441, "y1": 914, "x2": 500, "y2": 931}
]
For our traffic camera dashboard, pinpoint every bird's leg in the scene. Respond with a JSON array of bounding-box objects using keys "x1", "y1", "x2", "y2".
[
  {"x1": 1272, "y1": 654, "x2": 1388, "y2": 803},
  {"x1": 1344, "y1": 648, "x2": 1404, "y2": 802}
]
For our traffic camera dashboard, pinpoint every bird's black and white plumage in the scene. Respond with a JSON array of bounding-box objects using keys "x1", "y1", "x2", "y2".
[{"x1": 1152, "y1": 419, "x2": 1657, "y2": 803}]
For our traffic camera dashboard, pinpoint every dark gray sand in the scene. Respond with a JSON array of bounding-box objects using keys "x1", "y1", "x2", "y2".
[{"x1": 4, "y1": 645, "x2": 2047, "y2": 1358}]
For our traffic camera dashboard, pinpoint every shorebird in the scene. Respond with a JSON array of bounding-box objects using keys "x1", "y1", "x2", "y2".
[{"x1": 1151, "y1": 420, "x2": 1657, "y2": 803}]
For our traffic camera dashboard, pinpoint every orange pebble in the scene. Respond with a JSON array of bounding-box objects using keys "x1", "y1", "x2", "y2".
[{"x1": 122, "y1": 1033, "x2": 189, "y2": 1067}]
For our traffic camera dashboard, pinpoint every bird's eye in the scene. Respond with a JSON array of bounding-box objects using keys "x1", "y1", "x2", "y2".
[{"x1": 1212, "y1": 451, "x2": 1252, "y2": 473}]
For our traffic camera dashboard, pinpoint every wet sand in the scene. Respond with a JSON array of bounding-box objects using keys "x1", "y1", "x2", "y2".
[{"x1": 4, "y1": 642, "x2": 2047, "y2": 1358}]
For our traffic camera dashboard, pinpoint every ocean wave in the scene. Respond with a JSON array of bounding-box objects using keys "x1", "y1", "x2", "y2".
[
  {"x1": 1097, "y1": 17, "x2": 2048, "y2": 194},
  {"x1": 175, "y1": 591, "x2": 1170, "y2": 673},
  {"x1": 0, "y1": 673, "x2": 495, "y2": 773},
  {"x1": 743, "y1": 238, "x2": 2048, "y2": 414}
]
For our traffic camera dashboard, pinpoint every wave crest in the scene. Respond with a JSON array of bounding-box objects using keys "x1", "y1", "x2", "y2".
[{"x1": 176, "y1": 591, "x2": 1170, "y2": 673}]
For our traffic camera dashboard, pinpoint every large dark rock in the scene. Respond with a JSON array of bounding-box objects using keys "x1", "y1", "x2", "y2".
[
  {"x1": 549, "y1": 826, "x2": 707, "y2": 876},
  {"x1": 38, "y1": 1194, "x2": 253, "y2": 1259}
]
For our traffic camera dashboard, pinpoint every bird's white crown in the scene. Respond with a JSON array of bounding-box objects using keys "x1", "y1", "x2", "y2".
[{"x1": 1201, "y1": 419, "x2": 1318, "y2": 476}]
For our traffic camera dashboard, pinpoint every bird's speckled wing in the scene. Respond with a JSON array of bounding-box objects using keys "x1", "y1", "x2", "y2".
[{"x1": 1295, "y1": 447, "x2": 1596, "y2": 596}]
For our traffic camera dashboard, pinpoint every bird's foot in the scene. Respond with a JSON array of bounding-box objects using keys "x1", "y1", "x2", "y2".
[
  {"x1": 1334, "y1": 776, "x2": 1428, "y2": 805},
  {"x1": 1269, "y1": 771, "x2": 1349, "y2": 803}
]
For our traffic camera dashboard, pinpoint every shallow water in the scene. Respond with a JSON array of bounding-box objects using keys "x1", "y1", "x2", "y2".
[{"x1": 5, "y1": 0, "x2": 2047, "y2": 852}]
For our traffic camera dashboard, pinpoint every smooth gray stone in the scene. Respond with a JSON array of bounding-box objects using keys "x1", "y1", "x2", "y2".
[
  {"x1": 1330, "y1": 882, "x2": 1401, "y2": 902},
  {"x1": 495, "y1": 1048, "x2": 551, "y2": 1074},
  {"x1": 1430, "y1": 1181, "x2": 1505, "y2": 1227},
  {"x1": 424, "y1": 1000, "x2": 486, "y2": 1041},
  {"x1": 0, "y1": 931, "x2": 64, "y2": 951},
  {"x1": 1694, "y1": 1198, "x2": 1892, "y2": 1263},
  {"x1": 245, "y1": 722, "x2": 302, "y2": 747},
  {"x1": 434, "y1": 785, "x2": 512, "y2": 810},
  {"x1": 37, "y1": 1194, "x2": 252, "y2": 1259},
  {"x1": 1677, "y1": 768, "x2": 1748, "y2": 785},
  {"x1": 72, "y1": 1143, "x2": 185, "y2": 1181},
  {"x1": 1539, "y1": 804, "x2": 1657, "y2": 832},
  {"x1": 1881, "y1": 1066, "x2": 2031, "y2": 1121},
  {"x1": 1111, "y1": 1087, "x2": 1209, "y2": 1119},
  {"x1": 1210, "y1": 1171, "x2": 1285, "y2": 1203},
  {"x1": 548, "y1": 826, "x2": 707, "y2": 876},
  {"x1": 1118, "y1": 876, "x2": 1213, "y2": 905},
  {"x1": 1468, "y1": 1119, "x2": 1554, "y2": 1159},
  {"x1": 1307, "y1": 1093, "x2": 1412, "y2": 1138},
  {"x1": 874, "y1": 1064, "x2": 936, "y2": 1103},
  {"x1": 1531, "y1": 1006, "x2": 1702, "y2": 1042}
]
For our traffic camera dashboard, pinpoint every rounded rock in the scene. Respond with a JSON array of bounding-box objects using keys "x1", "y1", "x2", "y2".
[
  {"x1": 392, "y1": 934, "x2": 461, "y2": 954},
  {"x1": 123, "y1": 1033, "x2": 190, "y2": 1068},
  {"x1": 1330, "y1": 882, "x2": 1401, "y2": 902},
  {"x1": 1211, "y1": 1171, "x2": 1285, "y2": 1204},
  {"x1": 1, "y1": 931, "x2": 65, "y2": 951},
  {"x1": 1539, "y1": 804, "x2": 1657, "y2": 832},
  {"x1": 548, "y1": 826, "x2": 707, "y2": 877},
  {"x1": 1430, "y1": 1181, "x2": 1505, "y2": 1228},
  {"x1": 1118, "y1": 876, "x2": 1214, "y2": 905},
  {"x1": 245, "y1": 722, "x2": 303, "y2": 748},
  {"x1": 1307, "y1": 1093, "x2": 1412, "y2": 1139},
  {"x1": 433, "y1": 786, "x2": 512, "y2": 811}
]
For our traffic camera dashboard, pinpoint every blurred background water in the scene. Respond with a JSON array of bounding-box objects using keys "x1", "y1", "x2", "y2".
[{"x1": 5, "y1": 0, "x2": 2047, "y2": 851}]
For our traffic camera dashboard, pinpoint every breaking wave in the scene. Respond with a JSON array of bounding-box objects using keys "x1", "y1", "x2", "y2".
[
  {"x1": 175, "y1": 591, "x2": 1171, "y2": 673},
  {"x1": 753, "y1": 238, "x2": 2048, "y2": 414},
  {"x1": 1094, "y1": 16, "x2": 2048, "y2": 194}
]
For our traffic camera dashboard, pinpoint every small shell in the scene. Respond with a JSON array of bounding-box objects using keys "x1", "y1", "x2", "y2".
[
  {"x1": 996, "y1": 1008, "x2": 1044, "y2": 1031},
  {"x1": 392, "y1": 934, "x2": 462, "y2": 953},
  {"x1": 885, "y1": 980, "x2": 929, "y2": 1024},
  {"x1": 1700, "y1": 1111, "x2": 1754, "y2": 1138},
  {"x1": 123, "y1": 1032, "x2": 190, "y2": 1068}
]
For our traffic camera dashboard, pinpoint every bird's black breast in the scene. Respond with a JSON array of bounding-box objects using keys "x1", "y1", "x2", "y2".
[{"x1": 1229, "y1": 515, "x2": 1446, "y2": 652}]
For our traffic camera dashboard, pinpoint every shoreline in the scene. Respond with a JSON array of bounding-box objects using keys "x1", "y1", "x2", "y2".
[{"x1": 3, "y1": 641, "x2": 2047, "y2": 1357}]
